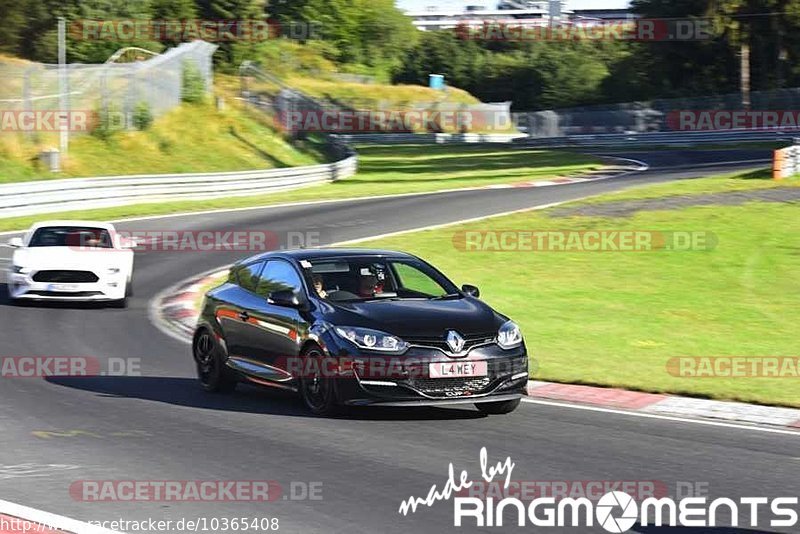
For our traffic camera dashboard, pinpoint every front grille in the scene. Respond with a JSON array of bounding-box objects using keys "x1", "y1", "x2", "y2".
[
  {"x1": 404, "y1": 376, "x2": 493, "y2": 398},
  {"x1": 32, "y1": 270, "x2": 98, "y2": 283},
  {"x1": 405, "y1": 332, "x2": 496, "y2": 353}
]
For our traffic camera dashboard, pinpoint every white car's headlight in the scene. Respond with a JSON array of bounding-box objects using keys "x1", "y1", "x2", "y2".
[
  {"x1": 11, "y1": 265, "x2": 30, "y2": 275},
  {"x1": 497, "y1": 320, "x2": 523, "y2": 350},
  {"x1": 107, "y1": 267, "x2": 121, "y2": 275},
  {"x1": 335, "y1": 326, "x2": 409, "y2": 353}
]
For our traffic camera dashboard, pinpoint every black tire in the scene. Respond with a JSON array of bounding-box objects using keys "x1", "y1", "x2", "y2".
[
  {"x1": 125, "y1": 278, "x2": 133, "y2": 298},
  {"x1": 476, "y1": 398, "x2": 521, "y2": 415},
  {"x1": 194, "y1": 329, "x2": 238, "y2": 393},
  {"x1": 299, "y1": 345, "x2": 340, "y2": 416}
]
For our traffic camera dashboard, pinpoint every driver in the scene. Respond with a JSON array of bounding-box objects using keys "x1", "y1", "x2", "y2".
[
  {"x1": 312, "y1": 274, "x2": 328, "y2": 299},
  {"x1": 357, "y1": 274, "x2": 378, "y2": 298}
]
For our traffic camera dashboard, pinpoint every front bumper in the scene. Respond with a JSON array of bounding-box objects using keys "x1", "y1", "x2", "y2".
[
  {"x1": 7, "y1": 272, "x2": 127, "y2": 301},
  {"x1": 344, "y1": 392, "x2": 523, "y2": 407},
  {"x1": 326, "y1": 340, "x2": 529, "y2": 406}
]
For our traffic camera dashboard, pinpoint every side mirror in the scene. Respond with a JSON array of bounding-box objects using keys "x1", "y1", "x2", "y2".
[
  {"x1": 268, "y1": 289, "x2": 303, "y2": 309},
  {"x1": 462, "y1": 284, "x2": 480, "y2": 298},
  {"x1": 6, "y1": 237, "x2": 23, "y2": 248}
]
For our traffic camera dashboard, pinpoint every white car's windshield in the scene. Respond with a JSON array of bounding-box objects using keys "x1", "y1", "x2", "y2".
[{"x1": 28, "y1": 226, "x2": 113, "y2": 249}]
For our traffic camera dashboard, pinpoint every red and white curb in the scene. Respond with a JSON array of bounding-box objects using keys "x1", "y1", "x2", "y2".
[
  {"x1": 526, "y1": 381, "x2": 800, "y2": 431},
  {"x1": 480, "y1": 163, "x2": 647, "y2": 190},
  {"x1": 0, "y1": 500, "x2": 122, "y2": 534},
  {"x1": 151, "y1": 268, "x2": 229, "y2": 343}
]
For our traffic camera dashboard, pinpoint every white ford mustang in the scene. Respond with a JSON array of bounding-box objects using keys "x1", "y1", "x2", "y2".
[{"x1": 6, "y1": 220, "x2": 135, "y2": 307}]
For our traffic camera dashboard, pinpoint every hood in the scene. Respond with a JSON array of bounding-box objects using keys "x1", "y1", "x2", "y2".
[
  {"x1": 323, "y1": 297, "x2": 503, "y2": 338},
  {"x1": 13, "y1": 247, "x2": 129, "y2": 271}
]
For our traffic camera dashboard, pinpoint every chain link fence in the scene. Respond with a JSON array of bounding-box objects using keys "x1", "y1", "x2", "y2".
[{"x1": 0, "y1": 41, "x2": 217, "y2": 134}]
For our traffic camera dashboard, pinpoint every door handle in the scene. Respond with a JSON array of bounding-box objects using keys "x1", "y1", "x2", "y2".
[{"x1": 239, "y1": 311, "x2": 250, "y2": 322}]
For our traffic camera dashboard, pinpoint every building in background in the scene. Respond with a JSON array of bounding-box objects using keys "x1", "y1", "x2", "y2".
[{"x1": 405, "y1": 1, "x2": 634, "y2": 32}]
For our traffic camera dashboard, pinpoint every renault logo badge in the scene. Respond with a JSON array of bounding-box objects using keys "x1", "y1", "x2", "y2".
[{"x1": 446, "y1": 330, "x2": 465, "y2": 353}]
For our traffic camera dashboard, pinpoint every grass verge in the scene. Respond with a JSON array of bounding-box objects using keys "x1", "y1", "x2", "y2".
[
  {"x1": 0, "y1": 145, "x2": 602, "y2": 232},
  {"x1": 355, "y1": 169, "x2": 800, "y2": 408}
]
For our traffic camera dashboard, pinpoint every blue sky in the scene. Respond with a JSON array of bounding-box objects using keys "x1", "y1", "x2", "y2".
[{"x1": 397, "y1": 1, "x2": 631, "y2": 11}]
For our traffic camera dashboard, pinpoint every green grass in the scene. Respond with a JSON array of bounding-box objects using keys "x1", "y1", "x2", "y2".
[
  {"x1": 287, "y1": 75, "x2": 480, "y2": 108},
  {"x1": 356, "y1": 170, "x2": 800, "y2": 408},
  {"x1": 0, "y1": 145, "x2": 601, "y2": 231},
  {"x1": 0, "y1": 98, "x2": 325, "y2": 183}
]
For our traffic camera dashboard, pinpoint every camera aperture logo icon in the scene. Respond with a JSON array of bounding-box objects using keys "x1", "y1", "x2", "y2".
[{"x1": 596, "y1": 491, "x2": 638, "y2": 533}]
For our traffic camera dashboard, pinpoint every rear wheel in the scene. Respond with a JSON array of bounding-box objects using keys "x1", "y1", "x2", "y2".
[
  {"x1": 299, "y1": 346, "x2": 339, "y2": 416},
  {"x1": 194, "y1": 330, "x2": 238, "y2": 393},
  {"x1": 476, "y1": 398, "x2": 521, "y2": 415}
]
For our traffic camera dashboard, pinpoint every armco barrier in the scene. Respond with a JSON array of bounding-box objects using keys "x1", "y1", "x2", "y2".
[
  {"x1": 0, "y1": 151, "x2": 357, "y2": 219},
  {"x1": 334, "y1": 133, "x2": 526, "y2": 144},
  {"x1": 517, "y1": 129, "x2": 800, "y2": 148}
]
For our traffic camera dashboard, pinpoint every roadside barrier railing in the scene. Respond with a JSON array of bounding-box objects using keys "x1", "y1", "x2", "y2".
[{"x1": 0, "y1": 150, "x2": 357, "y2": 219}]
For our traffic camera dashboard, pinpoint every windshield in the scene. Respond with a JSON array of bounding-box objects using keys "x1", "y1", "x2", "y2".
[
  {"x1": 28, "y1": 226, "x2": 113, "y2": 249},
  {"x1": 304, "y1": 257, "x2": 460, "y2": 302}
]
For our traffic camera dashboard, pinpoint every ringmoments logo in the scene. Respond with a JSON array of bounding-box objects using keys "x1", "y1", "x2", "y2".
[{"x1": 398, "y1": 448, "x2": 800, "y2": 531}]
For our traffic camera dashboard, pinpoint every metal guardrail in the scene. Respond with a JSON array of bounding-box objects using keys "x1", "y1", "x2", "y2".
[
  {"x1": 0, "y1": 151, "x2": 357, "y2": 219},
  {"x1": 334, "y1": 133, "x2": 526, "y2": 144},
  {"x1": 516, "y1": 129, "x2": 799, "y2": 148}
]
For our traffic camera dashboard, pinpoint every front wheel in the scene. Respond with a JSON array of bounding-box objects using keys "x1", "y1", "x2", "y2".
[
  {"x1": 194, "y1": 330, "x2": 238, "y2": 393},
  {"x1": 476, "y1": 398, "x2": 521, "y2": 415},
  {"x1": 299, "y1": 346, "x2": 339, "y2": 416}
]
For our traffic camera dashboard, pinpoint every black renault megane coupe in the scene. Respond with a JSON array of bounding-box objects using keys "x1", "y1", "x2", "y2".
[{"x1": 193, "y1": 249, "x2": 528, "y2": 416}]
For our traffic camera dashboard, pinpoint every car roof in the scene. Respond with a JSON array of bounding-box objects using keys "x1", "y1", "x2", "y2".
[
  {"x1": 244, "y1": 248, "x2": 418, "y2": 264},
  {"x1": 29, "y1": 220, "x2": 116, "y2": 231}
]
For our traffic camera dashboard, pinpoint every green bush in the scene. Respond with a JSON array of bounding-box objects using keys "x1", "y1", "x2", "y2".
[
  {"x1": 132, "y1": 102, "x2": 154, "y2": 130},
  {"x1": 182, "y1": 60, "x2": 206, "y2": 103},
  {"x1": 91, "y1": 105, "x2": 125, "y2": 141}
]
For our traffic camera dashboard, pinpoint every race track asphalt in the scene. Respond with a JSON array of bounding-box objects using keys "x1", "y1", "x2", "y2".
[{"x1": 0, "y1": 148, "x2": 796, "y2": 533}]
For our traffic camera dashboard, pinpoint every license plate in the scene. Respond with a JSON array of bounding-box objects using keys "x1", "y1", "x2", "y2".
[
  {"x1": 48, "y1": 283, "x2": 81, "y2": 292},
  {"x1": 429, "y1": 361, "x2": 487, "y2": 379}
]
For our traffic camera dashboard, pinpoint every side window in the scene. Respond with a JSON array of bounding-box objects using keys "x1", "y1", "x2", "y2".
[
  {"x1": 393, "y1": 262, "x2": 445, "y2": 297},
  {"x1": 257, "y1": 260, "x2": 303, "y2": 298},
  {"x1": 233, "y1": 262, "x2": 264, "y2": 293}
]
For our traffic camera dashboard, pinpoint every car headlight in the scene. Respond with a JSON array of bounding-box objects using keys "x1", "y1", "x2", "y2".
[
  {"x1": 334, "y1": 326, "x2": 409, "y2": 353},
  {"x1": 497, "y1": 320, "x2": 523, "y2": 350},
  {"x1": 11, "y1": 265, "x2": 30, "y2": 275},
  {"x1": 107, "y1": 267, "x2": 121, "y2": 275}
]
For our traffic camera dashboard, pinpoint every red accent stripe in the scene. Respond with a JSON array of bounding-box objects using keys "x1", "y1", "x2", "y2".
[
  {"x1": 0, "y1": 515, "x2": 68, "y2": 534},
  {"x1": 527, "y1": 383, "x2": 666, "y2": 410}
]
